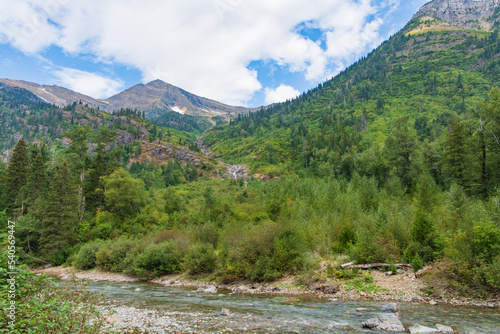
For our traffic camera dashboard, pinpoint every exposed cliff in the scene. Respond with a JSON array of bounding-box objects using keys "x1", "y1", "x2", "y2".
[{"x1": 413, "y1": 0, "x2": 500, "y2": 31}]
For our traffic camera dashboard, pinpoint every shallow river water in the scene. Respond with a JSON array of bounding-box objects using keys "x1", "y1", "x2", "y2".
[{"x1": 86, "y1": 281, "x2": 500, "y2": 333}]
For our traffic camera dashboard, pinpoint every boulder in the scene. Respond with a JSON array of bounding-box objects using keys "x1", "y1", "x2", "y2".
[
  {"x1": 409, "y1": 324, "x2": 439, "y2": 334},
  {"x1": 313, "y1": 284, "x2": 340, "y2": 295},
  {"x1": 233, "y1": 286, "x2": 249, "y2": 294},
  {"x1": 362, "y1": 314, "x2": 405, "y2": 332},
  {"x1": 382, "y1": 303, "x2": 400, "y2": 313},
  {"x1": 435, "y1": 324, "x2": 454, "y2": 333},
  {"x1": 429, "y1": 300, "x2": 438, "y2": 306},
  {"x1": 198, "y1": 285, "x2": 217, "y2": 294}
]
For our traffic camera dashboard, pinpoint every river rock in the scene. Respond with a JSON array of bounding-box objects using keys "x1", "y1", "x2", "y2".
[
  {"x1": 382, "y1": 303, "x2": 400, "y2": 313},
  {"x1": 435, "y1": 324, "x2": 454, "y2": 333},
  {"x1": 106, "y1": 317, "x2": 122, "y2": 324},
  {"x1": 362, "y1": 314, "x2": 405, "y2": 332},
  {"x1": 220, "y1": 308, "x2": 230, "y2": 316},
  {"x1": 429, "y1": 300, "x2": 438, "y2": 306},
  {"x1": 409, "y1": 324, "x2": 439, "y2": 334},
  {"x1": 135, "y1": 288, "x2": 141, "y2": 291},
  {"x1": 313, "y1": 284, "x2": 340, "y2": 295},
  {"x1": 197, "y1": 285, "x2": 217, "y2": 294},
  {"x1": 233, "y1": 286, "x2": 249, "y2": 294}
]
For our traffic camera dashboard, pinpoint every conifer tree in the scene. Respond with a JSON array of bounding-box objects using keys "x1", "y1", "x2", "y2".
[
  {"x1": 445, "y1": 120, "x2": 471, "y2": 190},
  {"x1": 3, "y1": 138, "x2": 29, "y2": 217},
  {"x1": 85, "y1": 128, "x2": 118, "y2": 211},
  {"x1": 384, "y1": 116, "x2": 419, "y2": 189},
  {"x1": 26, "y1": 153, "x2": 47, "y2": 219},
  {"x1": 481, "y1": 87, "x2": 500, "y2": 193},
  {"x1": 64, "y1": 125, "x2": 92, "y2": 221},
  {"x1": 39, "y1": 161, "x2": 78, "y2": 258}
]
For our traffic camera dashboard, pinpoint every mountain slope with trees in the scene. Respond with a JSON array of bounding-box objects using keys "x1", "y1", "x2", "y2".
[
  {"x1": 204, "y1": 5, "x2": 500, "y2": 197},
  {"x1": 1, "y1": 0, "x2": 499, "y2": 302}
]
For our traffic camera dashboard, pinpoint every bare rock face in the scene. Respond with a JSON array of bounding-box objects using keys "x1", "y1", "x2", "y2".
[
  {"x1": 414, "y1": 0, "x2": 500, "y2": 30},
  {"x1": 1, "y1": 149, "x2": 11, "y2": 163}
]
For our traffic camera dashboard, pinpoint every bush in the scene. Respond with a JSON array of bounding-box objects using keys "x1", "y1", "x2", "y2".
[
  {"x1": 133, "y1": 242, "x2": 181, "y2": 278},
  {"x1": 363, "y1": 272, "x2": 374, "y2": 283},
  {"x1": 0, "y1": 251, "x2": 108, "y2": 333},
  {"x1": 95, "y1": 237, "x2": 139, "y2": 272},
  {"x1": 333, "y1": 268, "x2": 357, "y2": 280},
  {"x1": 75, "y1": 241, "x2": 104, "y2": 270},
  {"x1": 184, "y1": 242, "x2": 217, "y2": 275},
  {"x1": 483, "y1": 255, "x2": 500, "y2": 290},
  {"x1": 50, "y1": 246, "x2": 74, "y2": 266},
  {"x1": 411, "y1": 253, "x2": 424, "y2": 272},
  {"x1": 247, "y1": 256, "x2": 281, "y2": 282},
  {"x1": 336, "y1": 224, "x2": 358, "y2": 253},
  {"x1": 473, "y1": 221, "x2": 500, "y2": 263},
  {"x1": 272, "y1": 229, "x2": 306, "y2": 273}
]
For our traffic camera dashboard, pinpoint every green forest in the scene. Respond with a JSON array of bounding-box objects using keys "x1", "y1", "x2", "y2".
[{"x1": 1, "y1": 15, "x2": 499, "y2": 324}]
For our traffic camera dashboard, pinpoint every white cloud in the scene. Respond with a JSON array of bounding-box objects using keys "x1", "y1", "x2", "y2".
[
  {"x1": 265, "y1": 84, "x2": 300, "y2": 104},
  {"x1": 53, "y1": 67, "x2": 123, "y2": 99},
  {"x1": 0, "y1": 0, "x2": 399, "y2": 105}
]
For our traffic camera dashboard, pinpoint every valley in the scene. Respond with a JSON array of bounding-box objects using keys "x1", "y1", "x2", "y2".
[{"x1": 1, "y1": 0, "x2": 499, "y2": 333}]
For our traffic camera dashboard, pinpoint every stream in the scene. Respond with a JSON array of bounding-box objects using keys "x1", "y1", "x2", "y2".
[{"x1": 85, "y1": 281, "x2": 500, "y2": 334}]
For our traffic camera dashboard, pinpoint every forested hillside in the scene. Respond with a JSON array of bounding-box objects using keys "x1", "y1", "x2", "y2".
[
  {"x1": 204, "y1": 16, "x2": 500, "y2": 197},
  {"x1": 1, "y1": 7, "x2": 499, "y2": 302}
]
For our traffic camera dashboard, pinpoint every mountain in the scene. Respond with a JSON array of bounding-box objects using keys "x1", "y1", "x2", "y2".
[
  {"x1": 105, "y1": 79, "x2": 250, "y2": 120},
  {"x1": 0, "y1": 78, "x2": 252, "y2": 129},
  {"x1": 203, "y1": 0, "x2": 500, "y2": 193},
  {"x1": 414, "y1": 0, "x2": 500, "y2": 30},
  {"x1": 0, "y1": 78, "x2": 109, "y2": 110},
  {"x1": 0, "y1": 83, "x2": 213, "y2": 169}
]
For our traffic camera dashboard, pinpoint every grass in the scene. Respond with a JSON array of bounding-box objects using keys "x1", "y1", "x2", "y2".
[{"x1": 343, "y1": 278, "x2": 388, "y2": 295}]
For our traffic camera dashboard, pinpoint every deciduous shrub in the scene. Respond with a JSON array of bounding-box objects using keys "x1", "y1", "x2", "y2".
[
  {"x1": 132, "y1": 242, "x2": 182, "y2": 278},
  {"x1": 75, "y1": 240, "x2": 104, "y2": 270},
  {"x1": 95, "y1": 237, "x2": 139, "y2": 272},
  {"x1": 184, "y1": 242, "x2": 217, "y2": 275},
  {"x1": 0, "y1": 251, "x2": 108, "y2": 333},
  {"x1": 273, "y1": 229, "x2": 306, "y2": 273}
]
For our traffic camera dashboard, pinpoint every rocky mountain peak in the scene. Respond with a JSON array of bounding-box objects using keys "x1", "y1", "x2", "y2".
[{"x1": 413, "y1": 0, "x2": 500, "y2": 30}]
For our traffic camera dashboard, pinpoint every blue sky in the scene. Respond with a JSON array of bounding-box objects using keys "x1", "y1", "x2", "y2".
[{"x1": 0, "y1": 0, "x2": 429, "y2": 107}]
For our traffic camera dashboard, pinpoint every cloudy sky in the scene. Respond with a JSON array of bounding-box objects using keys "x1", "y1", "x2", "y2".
[{"x1": 0, "y1": 0, "x2": 429, "y2": 107}]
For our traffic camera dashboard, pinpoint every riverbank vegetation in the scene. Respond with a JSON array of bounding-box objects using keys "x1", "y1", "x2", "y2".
[
  {"x1": 2, "y1": 133, "x2": 499, "y2": 299},
  {"x1": 0, "y1": 251, "x2": 109, "y2": 333}
]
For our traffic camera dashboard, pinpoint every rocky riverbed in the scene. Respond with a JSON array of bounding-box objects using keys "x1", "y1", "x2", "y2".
[
  {"x1": 82, "y1": 281, "x2": 499, "y2": 334},
  {"x1": 33, "y1": 266, "x2": 500, "y2": 309}
]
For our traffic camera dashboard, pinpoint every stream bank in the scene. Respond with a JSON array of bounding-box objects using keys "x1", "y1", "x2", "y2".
[
  {"x1": 84, "y1": 281, "x2": 500, "y2": 334},
  {"x1": 33, "y1": 266, "x2": 499, "y2": 309}
]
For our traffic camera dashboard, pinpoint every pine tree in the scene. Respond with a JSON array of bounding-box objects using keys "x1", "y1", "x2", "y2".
[
  {"x1": 64, "y1": 125, "x2": 92, "y2": 221},
  {"x1": 445, "y1": 120, "x2": 471, "y2": 190},
  {"x1": 384, "y1": 116, "x2": 419, "y2": 189},
  {"x1": 481, "y1": 87, "x2": 500, "y2": 193},
  {"x1": 3, "y1": 138, "x2": 29, "y2": 217},
  {"x1": 84, "y1": 151, "x2": 107, "y2": 211},
  {"x1": 85, "y1": 128, "x2": 118, "y2": 211},
  {"x1": 39, "y1": 161, "x2": 78, "y2": 258},
  {"x1": 26, "y1": 153, "x2": 47, "y2": 219}
]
